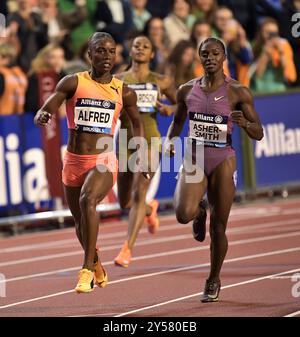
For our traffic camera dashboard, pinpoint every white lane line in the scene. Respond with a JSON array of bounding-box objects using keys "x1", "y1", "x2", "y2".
[
  {"x1": 0, "y1": 199, "x2": 298, "y2": 246},
  {"x1": 0, "y1": 238, "x2": 79, "y2": 253},
  {"x1": 0, "y1": 220, "x2": 176, "y2": 253},
  {"x1": 0, "y1": 234, "x2": 191, "y2": 267},
  {"x1": 270, "y1": 276, "x2": 296, "y2": 279},
  {"x1": 1, "y1": 217, "x2": 299, "y2": 268},
  {"x1": 2, "y1": 213, "x2": 298, "y2": 254},
  {"x1": 0, "y1": 221, "x2": 181, "y2": 253},
  {"x1": 284, "y1": 310, "x2": 300, "y2": 317},
  {"x1": 115, "y1": 267, "x2": 300, "y2": 317},
  {"x1": 1, "y1": 204, "x2": 299, "y2": 252},
  {"x1": 0, "y1": 217, "x2": 130, "y2": 242},
  {"x1": 1, "y1": 246, "x2": 300, "y2": 310},
  {"x1": 1, "y1": 227, "x2": 300, "y2": 284}
]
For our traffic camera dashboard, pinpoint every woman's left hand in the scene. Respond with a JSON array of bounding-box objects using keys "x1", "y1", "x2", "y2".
[{"x1": 231, "y1": 110, "x2": 248, "y2": 128}]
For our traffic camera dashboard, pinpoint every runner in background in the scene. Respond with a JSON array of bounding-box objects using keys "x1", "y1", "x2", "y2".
[{"x1": 114, "y1": 35, "x2": 177, "y2": 268}]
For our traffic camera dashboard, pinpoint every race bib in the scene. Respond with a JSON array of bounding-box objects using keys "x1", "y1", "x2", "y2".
[
  {"x1": 188, "y1": 111, "x2": 228, "y2": 147},
  {"x1": 74, "y1": 98, "x2": 115, "y2": 134},
  {"x1": 128, "y1": 83, "x2": 158, "y2": 113}
]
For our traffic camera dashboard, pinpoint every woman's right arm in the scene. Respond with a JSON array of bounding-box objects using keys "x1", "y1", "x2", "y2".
[{"x1": 34, "y1": 74, "x2": 77, "y2": 126}]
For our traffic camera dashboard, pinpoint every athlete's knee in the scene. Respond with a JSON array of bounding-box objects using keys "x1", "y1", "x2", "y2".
[
  {"x1": 175, "y1": 208, "x2": 193, "y2": 224},
  {"x1": 79, "y1": 191, "x2": 97, "y2": 210},
  {"x1": 209, "y1": 222, "x2": 227, "y2": 240},
  {"x1": 175, "y1": 203, "x2": 199, "y2": 224}
]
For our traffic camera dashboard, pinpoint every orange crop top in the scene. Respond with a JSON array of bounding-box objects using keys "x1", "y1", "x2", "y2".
[{"x1": 66, "y1": 71, "x2": 123, "y2": 135}]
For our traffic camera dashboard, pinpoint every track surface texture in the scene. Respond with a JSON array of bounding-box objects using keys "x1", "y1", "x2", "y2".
[{"x1": 0, "y1": 198, "x2": 300, "y2": 318}]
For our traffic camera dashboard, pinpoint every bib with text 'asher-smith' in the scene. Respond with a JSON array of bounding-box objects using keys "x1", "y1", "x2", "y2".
[
  {"x1": 186, "y1": 76, "x2": 233, "y2": 148},
  {"x1": 127, "y1": 82, "x2": 158, "y2": 113},
  {"x1": 189, "y1": 112, "x2": 228, "y2": 147},
  {"x1": 74, "y1": 98, "x2": 115, "y2": 134},
  {"x1": 66, "y1": 71, "x2": 123, "y2": 135}
]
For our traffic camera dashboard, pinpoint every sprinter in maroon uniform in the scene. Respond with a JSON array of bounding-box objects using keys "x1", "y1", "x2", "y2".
[{"x1": 165, "y1": 37, "x2": 264, "y2": 302}]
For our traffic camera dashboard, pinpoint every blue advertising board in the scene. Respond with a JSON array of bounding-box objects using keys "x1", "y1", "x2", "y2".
[
  {"x1": 1, "y1": 91, "x2": 299, "y2": 214},
  {"x1": 0, "y1": 114, "x2": 67, "y2": 214},
  {"x1": 253, "y1": 92, "x2": 300, "y2": 187}
]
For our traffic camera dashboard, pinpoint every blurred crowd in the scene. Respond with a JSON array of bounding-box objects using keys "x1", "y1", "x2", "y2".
[{"x1": 0, "y1": 0, "x2": 300, "y2": 116}]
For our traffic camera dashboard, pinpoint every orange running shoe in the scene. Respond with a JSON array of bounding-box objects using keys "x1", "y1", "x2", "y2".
[
  {"x1": 114, "y1": 241, "x2": 132, "y2": 268},
  {"x1": 94, "y1": 261, "x2": 108, "y2": 288},
  {"x1": 146, "y1": 199, "x2": 160, "y2": 234},
  {"x1": 75, "y1": 268, "x2": 95, "y2": 293}
]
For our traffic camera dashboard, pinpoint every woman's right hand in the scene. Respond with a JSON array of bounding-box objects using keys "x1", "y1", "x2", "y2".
[{"x1": 34, "y1": 110, "x2": 52, "y2": 126}]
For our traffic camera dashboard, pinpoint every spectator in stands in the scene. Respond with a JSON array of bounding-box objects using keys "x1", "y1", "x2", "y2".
[
  {"x1": 0, "y1": 43, "x2": 27, "y2": 115},
  {"x1": 164, "y1": 39, "x2": 196, "y2": 88},
  {"x1": 223, "y1": 18, "x2": 253, "y2": 86},
  {"x1": 255, "y1": 0, "x2": 300, "y2": 86},
  {"x1": 191, "y1": 0, "x2": 218, "y2": 24},
  {"x1": 64, "y1": 40, "x2": 90, "y2": 74},
  {"x1": 130, "y1": 0, "x2": 152, "y2": 33},
  {"x1": 37, "y1": 0, "x2": 88, "y2": 60},
  {"x1": 143, "y1": 16, "x2": 170, "y2": 72},
  {"x1": 255, "y1": 0, "x2": 283, "y2": 23},
  {"x1": 214, "y1": 7, "x2": 253, "y2": 86},
  {"x1": 256, "y1": 0, "x2": 293, "y2": 34},
  {"x1": 94, "y1": 0, "x2": 134, "y2": 43},
  {"x1": 163, "y1": 0, "x2": 195, "y2": 49},
  {"x1": 58, "y1": 0, "x2": 97, "y2": 53},
  {"x1": 214, "y1": 6, "x2": 232, "y2": 36},
  {"x1": 25, "y1": 43, "x2": 66, "y2": 113},
  {"x1": 6, "y1": 0, "x2": 48, "y2": 72},
  {"x1": 251, "y1": 17, "x2": 297, "y2": 93},
  {"x1": 217, "y1": 0, "x2": 257, "y2": 40},
  {"x1": 190, "y1": 19, "x2": 213, "y2": 48}
]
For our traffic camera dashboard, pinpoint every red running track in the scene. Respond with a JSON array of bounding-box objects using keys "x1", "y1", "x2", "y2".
[{"x1": 0, "y1": 198, "x2": 300, "y2": 317}]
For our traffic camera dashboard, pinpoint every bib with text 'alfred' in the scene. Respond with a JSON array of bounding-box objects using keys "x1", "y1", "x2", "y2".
[
  {"x1": 127, "y1": 83, "x2": 158, "y2": 113},
  {"x1": 74, "y1": 98, "x2": 116, "y2": 134},
  {"x1": 188, "y1": 111, "x2": 228, "y2": 148}
]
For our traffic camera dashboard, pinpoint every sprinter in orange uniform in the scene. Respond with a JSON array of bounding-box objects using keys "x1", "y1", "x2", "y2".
[{"x1": 34, "y1": 32, "x2": 145, "y2": 293}]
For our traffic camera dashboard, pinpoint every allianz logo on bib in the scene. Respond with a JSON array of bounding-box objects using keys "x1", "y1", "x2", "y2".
[
  {"x1": 102, "y1": 101, "x2": 111, "y2": 108},
  {"x1": 215, "y1": 115, "x2": 223, "y2": 124},
  {"x1": 255, "y1": 123, "x2": 300, "y2": 158},
  {"x1": 77, "y1": 98, "x2": 114, "y2": 108},
  {"x1": 128, "y1": 83, "x2": 156, "y2": 90},
  {"x1": 191, "y1": 113, "x2": 223, "y2": 123}
]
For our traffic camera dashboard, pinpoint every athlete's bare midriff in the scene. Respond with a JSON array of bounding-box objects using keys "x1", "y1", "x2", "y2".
[{"x1": 67, "y1": 129, "x2": 113, "y2": 155}]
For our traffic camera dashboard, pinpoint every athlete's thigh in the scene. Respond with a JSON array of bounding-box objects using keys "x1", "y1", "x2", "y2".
[
  {"x1": 64, "y1": 185, "x2": 82, "y2": 221},
  {"x1": 81, "y1": 166, "x2": 114, "y2": 203},
  {"x1": 174, "y1": 166, "x2": 208, "y2": 211},
  {"x1": 207, "y1": 156, "x2": 236, "y2": 221}
]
